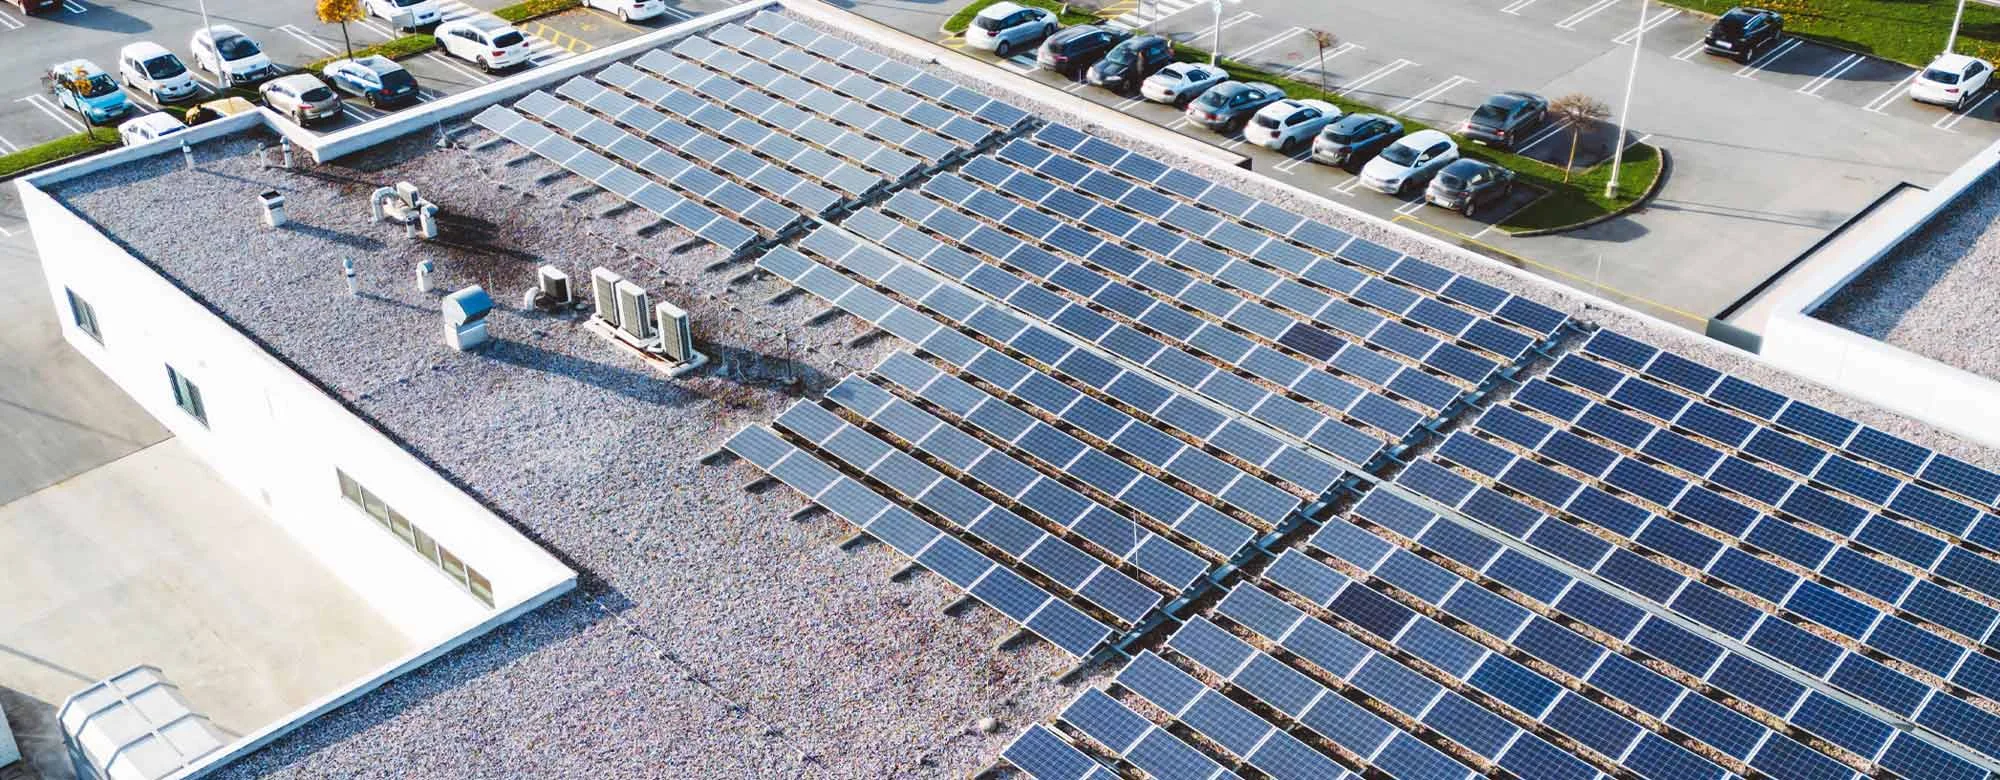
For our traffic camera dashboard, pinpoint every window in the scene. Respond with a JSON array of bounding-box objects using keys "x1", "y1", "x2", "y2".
[
  {"x1": 166, "y1": 365, "x2": 206, "y2": 426},
  {"x1": 67, "y1": 288, "x2": 101, "y2": 343},
  {"x1": 335, "y1": 468, "x2": 495, "y2": 607}
]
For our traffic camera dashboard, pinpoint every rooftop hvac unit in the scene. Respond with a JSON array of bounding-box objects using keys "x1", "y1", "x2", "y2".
[
  {"x1": 537, "y1": 265, "x2": 571, "y2": 306},
  {"x1": 656, "y1": 301, "x2": 693, "y2": 363},
  {"x1": 591, "y1": 267, "x2": 622, "y2": 328},
  {"x1": 615, "y1": 281, "x2": 654, "y2": 342}
]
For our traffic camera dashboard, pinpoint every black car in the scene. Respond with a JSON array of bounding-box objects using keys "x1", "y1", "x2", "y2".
[
  {"x1": 1038, "y1": 25, "x2": 1131, "y2": 78},
  {"x1": 1462, "y1": 91, "x2": 1548, "y2": 150},
  {"x1": 1425, "y1": 158, "x2": 1516, "y2": 218},
  {"x1": 1312, "y1": 113, "x2": 1403, "y2": 170},
  {"x1": 1184, "y1": 80, "x2": 1284, "y2": 133},
  {"x1": 6, "y1": 0, "x2": 59, "y2": 12},
  {"x1": 1087, "y1": 34, "x2": 1173, "y2": 92},
  {"x1": 1704, "y1": 7, "x2": 1783, "y2": 63}
]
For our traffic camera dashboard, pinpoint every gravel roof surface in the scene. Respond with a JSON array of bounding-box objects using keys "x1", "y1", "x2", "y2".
[
  {"x1": 44, "y1": 7, "x2": 2000, "y2": 778},
  {"x1": 1814, "y1": 167, "x2": 2000, "y2": 381}
]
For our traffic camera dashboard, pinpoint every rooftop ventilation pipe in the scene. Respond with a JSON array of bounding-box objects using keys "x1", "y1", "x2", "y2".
[
  {"x1": 258, "y1": 190, "x2": 286, "y2": 228},
  {"x1": 442, "y1": 286, "x2": 493, "y2": 351},
  {"x1": 416, "y1": 260, "x2": 435, "y2": 294},
  {"x1": 343, "y1": 258, "x2": 358, "y2": 296}
]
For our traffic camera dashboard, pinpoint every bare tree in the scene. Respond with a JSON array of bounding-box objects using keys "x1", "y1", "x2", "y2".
[
  {"x1": 1548, "y1": 93, "x2": 1610, "y2": 183},
  {"x1": 1309, "y1": 30, "x2": 1336, "y2": 96}
]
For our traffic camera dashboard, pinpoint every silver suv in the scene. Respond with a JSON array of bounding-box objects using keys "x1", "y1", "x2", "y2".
[
  {"x1": 260, "y1": 74, "x2": 344, "y2": 126},
  {"x1": 965, "y1": 2, "x2": 1057, "y2": 58}
]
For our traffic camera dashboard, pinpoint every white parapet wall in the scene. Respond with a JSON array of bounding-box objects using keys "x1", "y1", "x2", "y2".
[{"x1": 1761, "y1": 139, "x2": 2000, "y2": 450}]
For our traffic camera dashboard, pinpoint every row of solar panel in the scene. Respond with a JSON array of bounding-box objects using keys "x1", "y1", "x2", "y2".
[
  {"x1": 756, "y1": 243, "x2": 1347, "y2": 503},
  {"x1": 511, "y1": 89, "x2": 804, "y2": 235},
  {"x1": 826, "y1": 372, "x2": 1215, "y2": 592},
  {"x1": 772, "y1": 399, "x2": 1165, "y2": 625},
  {"x1": 1058, "y1": 689, "x2": 1242, "y2": 780},
  {"x1": 722, "y1": 426, "x2": 1111, "y2": 656},
  {"x1": 551, "y1": 74, "x2": 846, "y2": 215},
  {"x1": 469, "y1": 105, "x2": 761, "y2": 253},
  {"x1": 1579, "y1": 329, "x2": 2000, "y2": 507},
  {"x1": 1471, "y1": 393, "x2": 2000, "y2": 660},
  {"x1": 741, "y1": 12, "x2": 1032, "y2": 133},
  {"x1": 1003, "y1": 725, "x2": 1127, "y2": 780},
  {"x1": 977, "y1": 144, "x2": 1532, "y2": 381},
  {"x1": 594, "y1": 61, "x2": 883, "y2": 197},
  {"x1": 1386, "y1": 463, "x2": 1994, "y2": 778},
  {"x1": 791, "y1": 223, "x2": 1391, "y2": 470},
  {"x1": 902, "y1": 165, "x2": 1475, "y2": 421},
  {"x1": 1020, "y1": 123, "x2": 1569, "y2": 341},
  {"x1": 843, "y1": 198, "x2": 1432, "y2": 443}
]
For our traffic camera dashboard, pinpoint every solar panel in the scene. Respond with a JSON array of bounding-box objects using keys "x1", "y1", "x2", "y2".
[{"x1": 1004, "y1": 725, "x2": 1114, "y2": 780}]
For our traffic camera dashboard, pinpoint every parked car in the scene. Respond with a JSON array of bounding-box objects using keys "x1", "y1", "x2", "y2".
[
  {"x1": 364, "y1": 0, "x2": 442, "y2": 29},
  {"x1": 1360, "y1": 129, "x2": 1459, "y2": 196},
  {"x1": 1426, "y1": 158, "x2": 1517, "y2": 217},
  {"x1": 45, "y1": 60, "x2": 130, "y2": 124},
  {"x1": 118, "y1": 42, "x2": 199, "y2": 104},
  {"x1": 1243, "y1": 98, "x2": 1338, "y2": 152},
  {"x1": 582, "y1": 0, "x2": 666, "y2": 22},
  {"x1": 1185, "y1": 80, "x2": 1284, "y2": 133},
  {"x1": 117, "y1": 112, "x2": 188, "y2": 146},
  {"x1": 4, "y1": 0, "x2": 58, "y2": 15},
  {"x1": 436, "y1": 19, "x2": 533, "y2": 72},
  {"x1": 1462, "y1": 91, "x2": 1548, "y2": 150},
  {"x1": 964, "y1": 1, "x2": 1056, "y2": 58},
  {"x1": 1037, "y1": 25, "x2": 1130, "y2": 78},
  {"x1": 1141, "y1": 62, "x2": 1227, "y2": 106},
  {"x1": 191, "y1": 25, "x2": 275, "y2": 86},
  {"x1": 324, "y1": 55, "x2": 421, "y2": 108},
  {"x1": 260, "y1": 73, "x2": 344, "y2": 126},
  {"x1": 184, "y1": 96, "x2": 256, "y2": 126},
  {"x1": 1911, "y1": 53, "x2": 1994, "y2": 110},
  {"x1": 1703, "y1": 7, "x2": 1783, "y2": 63},
  {"x1": 1087, "y1": 34, "x2": 1173, "y2": 93},
  {"x1": 1312, "y1": 112, "x2": 1403, "y2": 170}
]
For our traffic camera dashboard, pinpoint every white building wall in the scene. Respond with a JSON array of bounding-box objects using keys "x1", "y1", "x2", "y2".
[{"x1": 19, "y1": 154, "x2": 572, "y2": 645}]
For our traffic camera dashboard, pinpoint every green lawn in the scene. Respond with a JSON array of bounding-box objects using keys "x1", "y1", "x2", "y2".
[
  {"x1": 1658, "y1": 0, "x2": 1986, "y2": 67},
  {"x1": 1174, "y1": 44, "x2": 1658, "y2": 233},
  {"x1": 0, "y1": 131, "x2": 120, "y2": 180},
  {"x1": 303, "y1": 33, "x2": 439, "y2": 73},
  {"x1": 945, "y1": 0, "x2": 1104, "y2": 34}
]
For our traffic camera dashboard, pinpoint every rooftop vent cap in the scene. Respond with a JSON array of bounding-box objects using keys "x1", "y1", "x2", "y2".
[
  {"x1": 259, "y1": 190, "x2": 286, "y2": 228},
  {"x1": 443, "y1": 286, "x2": 493, "y2": 327}
]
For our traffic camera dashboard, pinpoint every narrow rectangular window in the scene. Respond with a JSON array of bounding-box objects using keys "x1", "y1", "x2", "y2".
[
  {"x1": 439, "y1": 547, "x2": 468, "y2": 585},
  {"x1": 466, "y1": 569, "x2": 494, "y2": 607},
  {"x1": 336, "y1": 468, "x2": 493, "y2": 609},
  {"x1": 67, "y1": 288, "x2": 101, "y2": 343},
  {"x1": 413, "y1": 527, "x2": 439, "y2": 565},
  {"x1": 166, "y1": 365, "x2": 207, "y2": 426},
  {"x1": 337, "y1": 470, "x2": 362, "y2": 505}
]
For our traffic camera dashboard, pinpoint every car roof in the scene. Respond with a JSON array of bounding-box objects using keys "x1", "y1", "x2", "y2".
[
  {"x1": 1331, "y1": 112, "x2": 1384, "y2": 129},
  {"x1": 1720, "y1": 7, "x2": 1767, "y2": 20},
  {"x1": 1484, "y1": 92, "x2": 1529, "y2": 109},
  {"x1": 1051, "y1": 25, "x2": 1116, "y2": 42},
  {"x1": 125, "y1": 112, "x2": 184, "y2": 131},
  {"x1": 52, "y1": 59, "x2": 108, "y2": 77},
  {"x1": 357, "y1": 55, "x2": 405, "y2": 74},
  {"x1": 267, "y1": 74, "x2": 326, "y2": 90},
  {"x1": 1931, "y1": 53, "x2": 1984, "y2": 70},
  {"x1": 200, "y1": 24, "x2": 246, "y2": 38},
  {"x1": 120, "y1": 41, "x2": 174, "y2": 58},
  {"x1": 1399, "y1": 128, "x2": 1452, "y2": 146},
  {"x1": 1442, "y1": 158, "x2": 1492, "y2": 174},
  {"x1": 976, "y1": 1, "x2": 1025, "y2": 16}
]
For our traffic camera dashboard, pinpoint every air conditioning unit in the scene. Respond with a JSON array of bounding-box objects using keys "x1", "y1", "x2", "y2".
[
  {"x1": 537, "y1": 265, "x2": 571, "y2": 305},
  {"x1": 615, "y1": 281, "x2": 654, "y2": 342},
  {"x1": 656, "y1": 301, "x2": 693, "y2": 363},
  {"x1": 591, "y1": 267, "x2": 622, "y2": 328}
]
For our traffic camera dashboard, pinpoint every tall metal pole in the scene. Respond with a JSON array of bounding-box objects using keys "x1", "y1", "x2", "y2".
[
  {"x1": 197, "y1": 0, "x2": 224, "y2": 88},
  {"x1": 1210, "y1": 0, "x2": 1221, "y2": 65},
  {"x1": 1606, "y1": 0, "x2": 1646, "y2": 199},
  {"x1": 1948, "y1": 0, "x2": 1968, "y2": 53}
]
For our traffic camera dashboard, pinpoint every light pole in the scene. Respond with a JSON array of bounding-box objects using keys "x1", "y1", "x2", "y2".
[
  {"x1": 1210, "y1": 0, "x2": 1221, "y2": 65},
  {"x1": 1606, "y1": 0, "x2": 1646, "y2": 199},
  {"x1": 196, "y1": 0, "x2": 226, "y2": 88},
  {"x1": 1948, "y1": 0, "x2": 1968, "y2": 53}
]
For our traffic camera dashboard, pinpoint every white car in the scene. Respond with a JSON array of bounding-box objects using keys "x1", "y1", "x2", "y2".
[
  {"x1": 117, "y1": 112, "x2": 187, "y2": 146},
  {"x1": 436, "y1": 19, "x2": 532, "y2": 72},
  {"x1": 364, "y1": 0, "x2": 442, "y2": 29},
  {"x1": 964, "y1": 2, "x2": 1057, "y2": 58},
  {"x1": 1243, "y1": 99, "x2": 1339, "y2": 152},
  {"x1": 1140, "y1": 61, "x2": 1226, "y2": 106},
  {"x1": 190, "y1": 25, "x2": 275, "y2": 86},
  {"x1": 117, "y1": 42, "x2": 199, "y2": 104},
  {"x1": 1359, "y1": 129, "x2": 1460, "y2": 196},
  {"x1": 582, "y1": 0, "x2": 667, "y2": 22},
  {"x1": 1911, "y1": 53, "x2": 1994, "y2": 110}
]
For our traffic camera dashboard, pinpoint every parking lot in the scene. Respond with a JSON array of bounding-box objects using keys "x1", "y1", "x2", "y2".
[{"x1": 898, "y1": 0, "x2": 1999, "y2": 326}]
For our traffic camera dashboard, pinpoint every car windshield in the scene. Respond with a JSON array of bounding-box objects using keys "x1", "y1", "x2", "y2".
[
  {"x1": 1253, "y1": 113, "x2": 1282, "y2": 128},
  {"x1": 78, "y1": 74, "x2": 118, "y2": 97},
  {"x1": 216, "y1": 34, "x2": 260, "y2": 60},
  {"x1": 144, "y1": 55, "x2": 186, "y2": 79},
  {"x1": 1380, "y1": 143, "x2": 1419, "y2": 166},
  {"x1": 1323, "y1": 125, "x2": 1359, "y2": 143},
  {"x1": 1925, "y1": 67, "x2": 1963, "y2": 84},
  {"x1": 973, "y1": 13, "x2": 1008, "y2": 30},
  {"x1": 1715, "y1": 11, "x2": 1749, "y2": 33},
  {"x1": 1472, "y1": 103, "x2": 1509, "y2": 124},
  {"x1": 1195, "y1": 87, "x2": 1234, "y2": 107},
  {"x1": 392, "y1": 0, "x2": 426, "y2": 6},
  {"x1": 1104, "y1": 46, "x2": 1136, "y2": 65},
  {"x1": 379, "y1": 69, "x2": 416, "y2": 90},
  {"x1": 1435, "y1": 172, "x2": 1467, "y2": 189},
  {"x1": 302, "y1": 86, "x2": 335, "y2": 102},
  {"x1": 493, "y1": 31, "x2": 525, "y2": 48}
]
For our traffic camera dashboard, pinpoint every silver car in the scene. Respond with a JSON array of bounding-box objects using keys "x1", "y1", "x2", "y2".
[
  {"x1": 964, "y1": 2, "x2": 1056, "y2": 58},
  {"x1": 261, "y1": 74, "x2": 344, "y2": 126}
]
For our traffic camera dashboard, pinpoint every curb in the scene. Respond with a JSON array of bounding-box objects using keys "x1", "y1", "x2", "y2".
[
  {"x1": 0, "y1": 139, "x2": 120, "y2": 184},
  {"x1": 1506, "y1": 143, "x2": 1670, "y2": 238}
]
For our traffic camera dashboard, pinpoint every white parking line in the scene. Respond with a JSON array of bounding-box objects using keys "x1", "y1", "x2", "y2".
[
  {"x1": 1734, "y1": 37, "x2": 1801, "y2": 78},
  {"x1": 16, "y1": 94, "x2": 85, "y2": 133},
  {"x1": 357, "y1": 18, "x2": 398, "y2": 39},
  {"x1": 1272, "y1": 149, "x2": 1316, "y2": 173},
  {"x1": 1168, "y1": 115, "x2": 1193, "y2": 129},
  {"x1": 1555, "y1": 0, "x2": 1619, "y2": 30},
  {"x1": 0, "y1": 133, "x2": 19, "y2": 154},
  {"x1": 1114, "y1": 95, "x2": 1147, "y2": 110},
  {"x1": 1336, "y1": 59, "x2": 1417, "y2": 97},
  {"x1": 1191, "y1": 11, "x2": 1258, "y2": 56},
  {"x1": 1112, "y1": 0, "x2": 1202, "y2": 29},
  {"x1": 124, "y1": 88, "x2": 158, "y2": 112},
  {"x1": 63, "y1": 0, "x2": 85, "y2": 13},
  {"x1": 1856, "y1": 71, "x2": 1920, "y2": 112},
  {"x1": 1394, "y1": 198, "x2": 1428, "y2": 215},
  {"x1": 426, "y1": 52, "x2": 494, "y2": 83},
  {"x1": 1515, "y1": 119, "x2": 1572, "y2": 153},
  {"x1": 1613, "y1": 7, "x2": 1679, "y2": 44},
  {"x1": 658, "y1": 4, "x2": 694, "y2": 20},
  {"x1": 1797, "y1": 53, "x2": 1863, "y2": 96},
  {"x1": 1001, "y1": 53, "x2": 1037, "y2": 74},
  {"x1": 1672, "y1": 40, "x2": 1706, "y2": 60},
  {"x1": 1500, "y1": 0, "x2": 1539, "y2": 14},
  {"x1": 1280, "y1": 41, "x2": 1360, "y2": 79},
  {"x1": 1333, "y1": 177, "x2": 1367, "y2": 195},
  {"x1": 0, "y1": 9, "x2": 22, "y2": 29},
  {"x1": 279, "y1": 24, "x2": 341, "y2": 57},
  {"x1": 1229, "y1": 26, "x2": 1306, "y2": 65},
  {"x1": 1936, "y1": 91, "x2": 1996, "y2": 132},
  {"x1": 1387, "y1": 75, "x2": 1472, "y2": 115}
]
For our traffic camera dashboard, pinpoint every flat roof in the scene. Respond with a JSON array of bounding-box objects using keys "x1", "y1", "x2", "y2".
[
  {"x1": 1813, "y1": 165, "x2": 2000, "y2": 380},
  {"x1": 37, "y1": 3, "x2": 2000, "y2": 776}
]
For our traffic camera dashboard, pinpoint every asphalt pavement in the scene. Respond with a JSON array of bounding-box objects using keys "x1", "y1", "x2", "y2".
[{"x1": 867, "y1": 0, "x2": 1997, "y2": 327}]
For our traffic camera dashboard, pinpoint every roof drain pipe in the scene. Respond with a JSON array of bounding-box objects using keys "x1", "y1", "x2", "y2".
[
  {"x1": 369, "y1": 186, "x2": 399, "y2": 222},
  {"x1": 418, "y1": 202, "x2": 439, "y2": 240}
]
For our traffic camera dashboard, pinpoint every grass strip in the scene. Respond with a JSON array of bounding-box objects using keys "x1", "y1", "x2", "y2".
[
  {"x1": 495, "y1": 0, "x2": 583, "y2": 23},
  {"x1": 945, "y1": 0, "x2": 1103, "y2": 34},
  {"x1": 0, "y1": 131, "x2": 121, "y2": 180},
  {"x1": 303, "y1": 33, "x2": 439, "y2": 73},
  {"x1": 1655, "y1": 0, "x2": 1989, "y2": 68}
]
